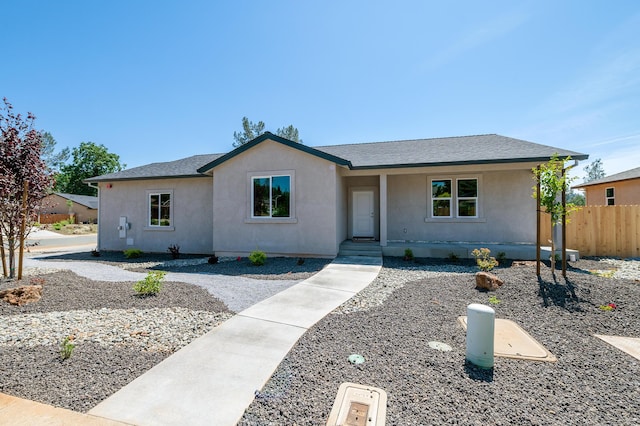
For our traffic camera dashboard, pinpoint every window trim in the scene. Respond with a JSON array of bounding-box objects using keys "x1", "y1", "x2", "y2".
[
  {"x1": 605, "y1": 187, "x2": 615, "y2": 205},
  {"x1": 246, "y1": 170, "x2": 297, "y2": 223},
  {"x1": 428, "y1": 175, "x2": 481, "y2": 220},
  {"x1": 145, "y1": 189, "x2": 175, "y2": 231},
  {"x1": 456, "y1": 178, "x2": 479, "y2": 218},
  {"x1": 431, "y1": 178, "x2": 452, "y2": 218}
]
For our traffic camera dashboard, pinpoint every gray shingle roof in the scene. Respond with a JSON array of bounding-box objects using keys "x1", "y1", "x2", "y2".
[
  {"x1": 87, "y1": 134, "x2": 588, "y2": 181},
  {"x1": 315, "y1": 134, "x2": 588, "y2": 168},
  {"x1": 573, "y1": 166, "x2": 640, "y2": 188},
  {"x1": 54, "y1": 193, "x2": 99, "y2": 209},
  {"x1": 85, "y1": 154, "x2": 223, "y2": 182}
]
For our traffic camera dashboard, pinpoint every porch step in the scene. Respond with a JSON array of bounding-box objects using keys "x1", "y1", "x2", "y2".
[{"x1": 338, "y1": 240, "x2": 383, "y2": 257}]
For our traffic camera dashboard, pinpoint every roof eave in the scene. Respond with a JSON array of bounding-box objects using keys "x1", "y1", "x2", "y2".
[
  {"x1": 350, "y1": 155, "x2": 589, "y2": 170},
  {"x1": 83, "y1": 174, "x2": 209, "y2": 183}
]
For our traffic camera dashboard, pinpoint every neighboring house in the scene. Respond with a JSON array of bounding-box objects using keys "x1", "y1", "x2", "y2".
[
  {"x1": 85, "y1": 133, "x2": 587, "y2": 257},
  {"x1": 573, "y1": 166, "x2": 640, "y2": 206},
  {"x1": 41, "y1": 192, "x2": 99, "y2": 224}
]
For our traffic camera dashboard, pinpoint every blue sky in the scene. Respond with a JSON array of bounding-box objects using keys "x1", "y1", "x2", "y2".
[{"x1": 3, "y1": 1, "x2": 639, "y2": 181}]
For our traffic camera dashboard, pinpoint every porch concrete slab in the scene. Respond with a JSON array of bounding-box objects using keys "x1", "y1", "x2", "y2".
[
  {"x1": 459, "y1": 316, "x2": 557, "y2": 362},
  {"x1": 89, "y1": 256, "x2": 382, "y2": 426},
  {"x1": 90, "y1": 316, "x2": 306, "y2": 426},
  {"x1": 0, "y1": 392, "x2": 130, "y2": 426},
  {"x1": 594, "y1": 335, "x2": 640, "y2": 361}
]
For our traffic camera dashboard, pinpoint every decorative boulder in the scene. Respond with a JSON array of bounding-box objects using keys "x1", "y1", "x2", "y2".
[
  {"x1": 475, "y1": 272, "x2": 504, "y2": 291},
  {"x1": 0, "y1": 285, "x2": 43, "y2": 306}
]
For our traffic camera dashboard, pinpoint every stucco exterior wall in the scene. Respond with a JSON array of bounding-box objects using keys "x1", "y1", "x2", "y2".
[
  {"x1": 583, "y1": 179, "x2": 640, "y2": 205},
  {"x1": 97, "y1": 177, "x2": 213, "y2": 253},
  {"x1": 211, "y1": 140, "x2": 339, "y2": 257},
  {"x1": 335, "y1": 170, "x2": 348, "y2": 249},
  {"x1": 386, "y1": 168, "x2": 536, "y2": 243}
]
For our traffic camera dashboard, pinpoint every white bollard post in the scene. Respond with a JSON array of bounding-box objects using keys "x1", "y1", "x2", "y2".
[{"x1": 466, "y1": 303, "x2": 495, "y2": 369}]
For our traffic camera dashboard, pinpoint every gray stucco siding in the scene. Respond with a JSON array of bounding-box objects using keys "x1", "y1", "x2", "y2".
[
  {"x1": 385, "y1": 168, "x2": 536, "y2": 243},
  {"x1": 211, "y1": 140, "x2": 340, "y2": 257},
  {"x1": 97, "y1": 177, "x2": 213, "y2": 254}
]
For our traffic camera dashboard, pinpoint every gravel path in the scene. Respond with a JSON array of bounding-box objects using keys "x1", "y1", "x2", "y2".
[{"x1": 241, "y1": 258, "x2": 640, "y2": 426}]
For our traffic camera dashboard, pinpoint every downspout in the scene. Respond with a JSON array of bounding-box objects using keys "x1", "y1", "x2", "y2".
[{"x1": 87, "y1": 182, "x2": 100, "y2": 251}]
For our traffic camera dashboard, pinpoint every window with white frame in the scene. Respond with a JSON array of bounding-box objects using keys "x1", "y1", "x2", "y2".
[
  {"x1": 431, "y1": 179, "x2": 452, "y2": 217},
  {"x1": 431, "y1": 177, "x2": 478, "y2": 218},
  {"x1": 252, "y1": 175, "x2": 291, "y2": 218},
  {"x1": 606, "y1": 187, "x2": 615, "y2": 205},
  {"x1": 149, "y1": 192, "x2": 172, "y2": 226},
  {"x1": 457, "y1": 178, "x2": 478, "y2": 217}
]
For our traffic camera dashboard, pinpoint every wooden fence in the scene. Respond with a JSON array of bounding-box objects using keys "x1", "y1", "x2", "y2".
[
  {"x1": 38, "y1": 214, "x2": 75, "y2": 225},
  {"x1": 540, "y1": 205, "x2": 640, "y2": 258}
]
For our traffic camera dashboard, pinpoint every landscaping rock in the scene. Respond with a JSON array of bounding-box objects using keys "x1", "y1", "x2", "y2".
[
  {"x1": 474, "y1": 271, "x2": 504, "y2": 291},
  {"x1": 0, "y1": 285, "x2": 43, "y2": 306}
]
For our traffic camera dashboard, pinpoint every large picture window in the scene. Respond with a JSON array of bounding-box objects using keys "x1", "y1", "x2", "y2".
[
  {"x1": 430, "y1": 177, "x2": 479, "y2": 219},
  {"x1": 252, "y1": 175, "x2": 291, "y2": 218},
  {"x1": 149, "y1": 192, "x2": 172, "y2": 226}
]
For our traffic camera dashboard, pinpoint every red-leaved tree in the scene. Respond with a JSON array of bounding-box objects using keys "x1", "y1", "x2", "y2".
[{"x1": 0, "y1": 98, "x2": 54, "y2": 278}]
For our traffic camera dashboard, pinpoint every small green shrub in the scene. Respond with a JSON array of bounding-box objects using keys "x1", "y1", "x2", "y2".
[
  {"x1": 471, "y1": 248, "x2": 499, "y2": 272},
  {"x1": 52, "y1": 222, "x2": 62, "y2": 230},
  {"x1": 403, "y1": 248, "x2": 414, "y2": 261},
  {"x1": 488, "y1": 295, "x2": 501, "y2": 305},
  {"x1": 60, "y1": 336, "x2": 75, "y2": 360},
  {"x1": 133, "y1": 271, "x2": 166, "y2": 295},
  {"x1": 60, "y1": 220, "x2": 69, "y2": 226},
  {"x1": 249, "y1": 250, "x2": 267, "y2": 266},
  {"x1": 447, "y1": 252, "x2": 459, "y2": 262},
  {"x1": 124, "y1": 248, "x2": 143, "y2": 259},
  {"x1": 496, "y1": 252, "x2": 507, "y2": 262}
]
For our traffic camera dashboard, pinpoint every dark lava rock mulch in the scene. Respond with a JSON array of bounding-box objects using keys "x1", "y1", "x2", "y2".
[
  {"x1": 0, "y1": 270, "x2": 230, "y2": 315},
  {"x1": 241, "y1": 259, "x2": 640, "y2": 426}
]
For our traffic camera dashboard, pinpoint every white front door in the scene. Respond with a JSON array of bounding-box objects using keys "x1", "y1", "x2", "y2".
[{"x1": 353, "y1": 190, "x2": 374, "y2": 238}]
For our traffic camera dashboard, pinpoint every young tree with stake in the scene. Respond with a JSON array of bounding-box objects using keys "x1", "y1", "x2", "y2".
[{"x1": 0, "y1": 98, "x2": 53, "y2": 278}]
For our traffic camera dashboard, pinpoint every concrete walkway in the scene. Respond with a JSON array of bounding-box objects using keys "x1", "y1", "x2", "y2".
[{"x1": 88, "y1": 255, "x2": 382, "y2": 425}]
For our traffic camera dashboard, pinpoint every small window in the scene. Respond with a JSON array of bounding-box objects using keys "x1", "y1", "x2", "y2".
[
  {"x1": 149, "y1": 192, "x2": 172, "y2": 226},
  {"x1": 432, "y1": 179, "x2": 452, "y2": 217},
  {"x1": 606, "y1": 187, "x2": 615, "y2": 205},
  {"x1": 457, "y1": 179, "x2": 478, "y2": 217},
  {"x1": 252, "y1": 175, "x2": 291, "y2": 218}
]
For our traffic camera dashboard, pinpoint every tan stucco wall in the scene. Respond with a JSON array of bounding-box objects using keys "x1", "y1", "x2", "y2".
[
  {"x1": 97, "y1": 177, "x2": 213, "y2": 254},
  {"x1": 385, "y1": 167, "x2": 537, "y2": 243},
  {"x1": 42, "y1": 194, "x2": 97, "y2": 223},
  {"x1": 583, "y1": 178, "x2": 640, "y2": 205},
  {"x1": 211, "y1": 140, "x2": 340, "y2": 257}
]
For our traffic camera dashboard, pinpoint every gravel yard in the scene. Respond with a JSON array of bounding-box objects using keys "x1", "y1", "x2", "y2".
[
  {"x1": 241, "y1": 258, "x2": 640, "y2": 426},
  {"x1": 1, "y1": 253, "x2": 640, "y2": 424}
]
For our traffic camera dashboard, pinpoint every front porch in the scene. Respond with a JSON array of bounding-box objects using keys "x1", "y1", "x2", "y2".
[{"x1": 339, "y1": 240, "x2": 579, "y2": 261}]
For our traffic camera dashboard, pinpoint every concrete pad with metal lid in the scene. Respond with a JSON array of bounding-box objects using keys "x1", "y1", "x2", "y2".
[
  {"x1": 89, "y1": 256, "x2": 382, "y2": 426},
  {"x1": 458, "y1": 316, "x2": 557, "y2": 362}
]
